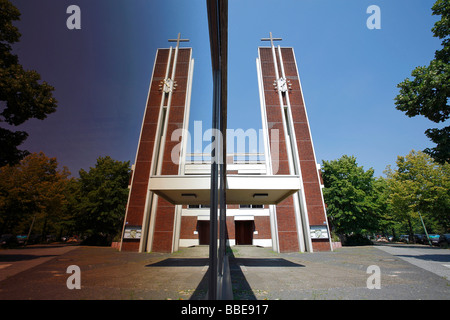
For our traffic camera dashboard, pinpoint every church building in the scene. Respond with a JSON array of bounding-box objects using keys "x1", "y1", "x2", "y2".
[{"x1": 119, "y1": 33, "x2": 332, "y2": 253}]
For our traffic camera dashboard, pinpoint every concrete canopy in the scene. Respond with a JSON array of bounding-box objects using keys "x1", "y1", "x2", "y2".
[{"x1": 148, "y1": 175, "x2": 300, "y2": 205}]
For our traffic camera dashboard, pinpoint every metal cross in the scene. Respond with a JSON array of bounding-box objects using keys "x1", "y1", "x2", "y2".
[
  {"x1": 261, "y1": 32, "x2": 282, "y2": 48},
  {"x1": 168, "y1": 33, "x2": 190, "y2": 49}
]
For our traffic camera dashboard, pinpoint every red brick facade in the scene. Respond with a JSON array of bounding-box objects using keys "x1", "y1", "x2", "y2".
[
  {"x1": 122, "y1": 44, "x2": 330, "y2": 253},
  {"x1": 259, "y1": 47, "x2": 331, "y2": 252},
  {"x1": 121, "y1": 48, "x2": 192, "y2": 252}
]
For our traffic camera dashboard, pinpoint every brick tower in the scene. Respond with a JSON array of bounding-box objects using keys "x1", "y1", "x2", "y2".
[
  {"x1": 120, "y1": 34, "x2": 194, "y2": 252},
  {"x1": 120, "y1": 33, "x2": 331, "y2": 253},
  {"x1": 257, "y1": 33, "x2": 332, "y2": 252}
]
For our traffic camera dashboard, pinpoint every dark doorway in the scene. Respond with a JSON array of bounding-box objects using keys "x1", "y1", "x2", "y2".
[
  {"x1": 197, "y1": 221, "x2": 210, "y2": 245},
  {"x1": 235, "y1": 221, "x2": 253, "y2": 245}
]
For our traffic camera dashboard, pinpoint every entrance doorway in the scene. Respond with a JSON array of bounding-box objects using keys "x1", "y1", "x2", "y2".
[
  {"x1": 235, "y1": 221, "x2": 253, "y2": 245},
  {"x1": 197, "y1": 221, "x2": 210, "y2": 245}
]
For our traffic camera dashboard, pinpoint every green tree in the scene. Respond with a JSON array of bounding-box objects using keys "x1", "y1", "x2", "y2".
[
  {"x1": 385, "y1": 150, "x2": 450, "y2": 238},
  {"x1": 394, "y1": 0, "x2": 450, "y2": 164},
  {"x1": 321, "y1": 155, "x2": 382, "y2": 242},
  {"x1": 59, "y1": 177, "x2": 82, "y2": 238},
  {"x1": 74, "y1": 156, "x2": 130, "y2": 244},
  {"x1": 0, "y1": 0, "x2": 57, "y2": 167},
  {"x1": 0, "y1": 152, "x2": 70, "y2": 238},
  {"x1": 371, "y1": 176, "x2": 397, "y2": 237}
]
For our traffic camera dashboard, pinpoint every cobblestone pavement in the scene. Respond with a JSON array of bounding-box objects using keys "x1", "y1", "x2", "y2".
[{"x1": 0, "y1": 243, "x2": 448, "y2": 300}]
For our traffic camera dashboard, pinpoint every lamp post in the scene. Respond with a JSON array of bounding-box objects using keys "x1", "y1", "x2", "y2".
[{"x1": 418, "y1": 210, "x2": 432, "y2": 247}]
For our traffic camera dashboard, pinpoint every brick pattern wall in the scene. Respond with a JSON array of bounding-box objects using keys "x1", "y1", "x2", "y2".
[
  {"x1": 177, "y1": 215, "x2": 271, "y2": 245},
  {"x1": 122, "y1": 49, "x2": 170, "y2": 252},
  {"x1": 226, "y1": 217, "x2": 235, "y2": 241},
  {"x1": 279, "y1": 48, "x2": 330, "y2": 252},
  {"x1": 180, "y1": 216, "x2": 198, "y2": 240},
  {"x1": 151, "y1": 48, "x2": 192, "y2": 253},
  {"x1": 254, "y1": 216, "x2": 271, "y2": 240},
  {"x1": 122, "y1": 48, "x2": 192, "y2": 252},
  {"x1": 259, "y1": 47, "x2": 331, "y2": 252},
  {"x1": 259, "y1": 48, "x2": 290, "y2": 175},
  {"x1": 259, "y1": 47, "x2": 299, "y2": 252}
]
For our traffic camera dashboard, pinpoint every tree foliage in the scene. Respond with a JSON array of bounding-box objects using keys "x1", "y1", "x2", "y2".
[
  {"x1": 74, "y1": 156, "x2": 130, "y2": 242},
  {"x1": 395, "y1": 0, "x2": 450, "y2": 164},
  {"x1": 321, "y1": 155, "x2": 383, "y2": 239},
  {"x1": 384, "y1": 150, "x2": 450, "y2": 235},
  {"x1": 0, "y1": 152, "x2": 71, "y2": 237},
  {"x1": 0, "y1": 153, "x2": 131, "y2": 245},
  {"x1": 0, "y1": 0, "x2": 57, "y2": 167}
]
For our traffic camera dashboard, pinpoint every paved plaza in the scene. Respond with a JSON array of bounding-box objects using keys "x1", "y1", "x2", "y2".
[{"x1": 0, "y1": 243, "x2": 449, "y2": 300}]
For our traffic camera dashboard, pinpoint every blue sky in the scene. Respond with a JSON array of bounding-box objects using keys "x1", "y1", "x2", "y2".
[{"x1": 9, "y1": 0, "x2": 443, "y2": 177}]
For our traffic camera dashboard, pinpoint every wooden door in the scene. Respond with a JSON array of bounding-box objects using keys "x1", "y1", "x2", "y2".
[
  {"x1": 198, "y1": 221, "x2": 210, "y2": 245},
  {"x1": 235, "y1": 221, "x2": 253, "y2": 245}
]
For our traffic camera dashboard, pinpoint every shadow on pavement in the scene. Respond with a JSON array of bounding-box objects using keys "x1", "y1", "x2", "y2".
[
  {"x1": 396, "y1": 254, "x2": 450, "y2": 263},
  {"x1": 0, "y1": 254, "x2": 57, "y2": 262},
  {"x1": 374, "y1": 243, "x2": 441, "y2": 250},
  {"x1": 144, "y1": 246, "x2": 305, "y2": 300},
  {"x1": 230, "y1": 258, "x2": 304, "y2": 267},
  {"x1": 146, "y1": 258, "x2": 208, "y2": 267}
]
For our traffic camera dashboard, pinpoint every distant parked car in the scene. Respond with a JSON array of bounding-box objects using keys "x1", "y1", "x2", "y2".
[
  {"x1": 428, "y1": 234, "x2": 440, "y2": 246},
  {"x1": 399, "y1": 235, "x2": 409, "y2": 243},
  {"x1": 66, "y1": 236, "x2": 79, "y2": 243},
  {"x1": 16, "y1": 235, "x2": 27, "y2": 245},
  {"x1": 438, "y1": 234, "x2": 450, "y2": 248},
  {"x1": 27, "y1": 234, "x2": 42, "y2": 244},
  {"x1": 0, "y1": 234, "x2": 18, "y2": 247},
  {"x1": 414, "y1": 234, "x2": 426, "y2": 244}
]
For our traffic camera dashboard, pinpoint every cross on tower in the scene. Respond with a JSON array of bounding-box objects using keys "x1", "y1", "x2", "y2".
[
  {"x1": 261, "y1": 32, "x2": 282, "y2": 48},
  {"x1": 168, "y1": 32, "x2": 190, "y2": 49}
]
